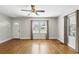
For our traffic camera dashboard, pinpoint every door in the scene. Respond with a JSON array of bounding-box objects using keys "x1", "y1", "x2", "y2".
[
  {"x1": 64, "y1": 12, "x2": 76, "y2": 49},
  {"x1": 32, "y1": 20, "x2": 48, "y2": 39},
  {"x1": 67, "y1": 13, "x2": 76, "y2": 49},
  {"x1": 12, "y1": 22, "x2": 20, "y2": 38}
]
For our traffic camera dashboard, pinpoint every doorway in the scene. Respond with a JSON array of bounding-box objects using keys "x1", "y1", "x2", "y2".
[
  {"x1": 31, "y1": 20, "x2": 49, "y2": 40},
  {"x1": 12, "y1": 22, "x2": 20, "y2": 39},
  {"x1": 64, "y1": 13, "x2": 76, "y2": 46},
  {"x1": 64, "y1": 11, "x2": 77, "y2": 51}
]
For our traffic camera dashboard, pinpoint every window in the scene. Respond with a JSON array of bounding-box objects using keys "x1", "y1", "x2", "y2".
[{"x1": 32, "y1": 20, "x2": 47, "y2": 34}]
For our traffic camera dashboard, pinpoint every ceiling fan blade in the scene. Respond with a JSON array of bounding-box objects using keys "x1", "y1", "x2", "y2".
[
  {"x1": 36, "y1": 10, "x2": 45, "y2": 12},
  {"x1": 21, "y1": 10, "x2": 31, "y2": 11}
]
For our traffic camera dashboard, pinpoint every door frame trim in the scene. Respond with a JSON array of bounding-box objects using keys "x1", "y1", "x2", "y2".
[{"x1": 64, "y1": 16, "x2": 68, "y2": 45}]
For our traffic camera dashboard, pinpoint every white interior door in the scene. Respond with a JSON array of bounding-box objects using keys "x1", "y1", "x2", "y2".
[{"x1": 12, "y1": 23, "x2": 20, "y2": 38}]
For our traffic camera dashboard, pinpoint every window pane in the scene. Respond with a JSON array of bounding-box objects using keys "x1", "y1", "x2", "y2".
[
  {"x1": 32, "y1": 20, "x2": 47, "y2": 34},
  {"x1": 32, "y1": 21, "x2": 39, "y2": 33},
  {"x1": 40, "y1": 21, "x2": 47, "y2": 33}
]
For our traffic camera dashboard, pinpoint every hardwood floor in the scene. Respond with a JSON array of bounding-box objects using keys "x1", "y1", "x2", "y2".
[{"x1": 0, "y1": 39, "x2": 77, "y2": 54}]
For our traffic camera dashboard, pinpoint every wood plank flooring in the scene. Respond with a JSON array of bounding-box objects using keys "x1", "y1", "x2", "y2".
[{"x1": 0, "y1": 39, "x2": 77, "y2": 54}]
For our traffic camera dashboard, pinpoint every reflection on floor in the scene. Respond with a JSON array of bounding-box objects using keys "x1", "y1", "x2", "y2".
[{"x1": 0, "y1": 39, "x2": 77, "y2": 54}]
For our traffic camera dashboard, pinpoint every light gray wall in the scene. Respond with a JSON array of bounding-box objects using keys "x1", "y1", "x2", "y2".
[
  {"x1": 12, "y1": 17, "x2": 58, "y2": 39},
  {"x1": 12, "y1": 17, "x2": 31, "y2": 39},
  {"x1": 58, "y1": 16, "x2": 64, "y2": 42},
  {"x1": 0, "y1": 14, "x2": 12, "y2": 43},
  {"x1": 49, "y1": 17, "x2": 58, "y2": 39}
]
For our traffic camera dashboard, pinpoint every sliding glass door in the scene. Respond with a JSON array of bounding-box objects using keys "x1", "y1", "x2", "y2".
[{"x1": 32, "y1": 20, "x2": 48, "y2": 39}]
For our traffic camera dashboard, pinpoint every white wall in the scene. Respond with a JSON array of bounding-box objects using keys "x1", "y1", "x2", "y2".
[
  {"x1": 12, "y1": 17, "x2": 58, "y2": 39},
  {"x1": 0, "y1": 14, "x2": 12, "y2": 43},
  {"x1": 58, "y1": 7, "x2": 79, "y2": 49}
]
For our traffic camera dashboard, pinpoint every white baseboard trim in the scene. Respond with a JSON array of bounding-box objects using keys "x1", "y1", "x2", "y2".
[
  {"x1": 68, "y1": 43, "x2": 75, "y2": 50},
  {"x1": 20, "y1": 37, "x2": 31, "y2": 39},
  {"x1": 0, "y1": 38, "x2": 11, "y2": 44},
  {"x1": 49, "y1": 37, "x2": 58, "y2": 39},
  {"x1": 57, "y1": 39, "x2": 64, "y2": 43}
]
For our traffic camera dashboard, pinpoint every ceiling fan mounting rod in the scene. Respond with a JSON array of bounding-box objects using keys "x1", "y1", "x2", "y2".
[{"x1": 31, "y1": 5, "x2": 36, "y2": 13}]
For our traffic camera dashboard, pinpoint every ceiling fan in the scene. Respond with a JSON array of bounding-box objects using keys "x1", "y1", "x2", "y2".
[{"x1": 21, "y1": 5, "x2": 45, "y2": 15}]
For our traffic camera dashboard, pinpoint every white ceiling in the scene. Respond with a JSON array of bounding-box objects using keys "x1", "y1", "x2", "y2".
[{"x1": 0, "y1": 5, "x2": 79, "y2": 17}]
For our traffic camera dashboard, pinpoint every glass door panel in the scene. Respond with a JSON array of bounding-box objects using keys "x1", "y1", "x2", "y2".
[{"x1": 32, "y1": 20, "x2": 47, "y2": 39}]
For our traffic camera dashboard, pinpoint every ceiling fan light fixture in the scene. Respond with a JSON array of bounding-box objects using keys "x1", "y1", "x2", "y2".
[
  {"x1": 21, "y1": 5, "x2": 45, "y2": 17},
  {"x1": 28, "y1": 12, "x2": 37, "y2": 16}
]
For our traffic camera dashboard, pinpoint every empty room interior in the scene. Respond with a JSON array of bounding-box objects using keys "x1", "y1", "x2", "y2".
[{"x1": 0, "y1": 5, "x2": 79, "y2": 54}]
